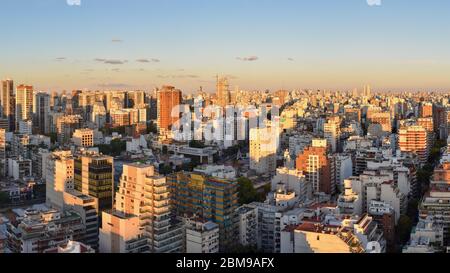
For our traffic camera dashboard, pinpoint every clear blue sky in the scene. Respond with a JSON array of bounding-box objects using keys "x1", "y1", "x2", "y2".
[{"x1": 1, "y1": 0, "x2": 449, "y2": 93}]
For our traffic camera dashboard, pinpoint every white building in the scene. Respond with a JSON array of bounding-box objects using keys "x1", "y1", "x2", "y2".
[{"x1": 185, "y1": 219, "x2": 219, "y2": 253}]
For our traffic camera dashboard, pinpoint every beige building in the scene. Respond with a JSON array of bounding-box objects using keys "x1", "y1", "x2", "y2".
[
  {"x1": 72, "y1": 128, "x2": 94, "y2": 148},
  {"x1": 100, "y1": 163, "x2": 183, "y2": 253},
  {"x1": 46, "y1": 151, "x2": 75, "y2": 210}
]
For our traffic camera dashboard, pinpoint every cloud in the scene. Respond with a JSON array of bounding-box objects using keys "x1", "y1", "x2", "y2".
[
  {"x1": 55, "y1": 57, "x2": 67, "y2": 61},
  {"x1": 94, "y1": 58, "x2": 127, "y2": 65},
  {"x1": 97, "y1": 83, "x2": 132, "y2": 89},
  {"x1": 236, "y1": 56, "x2": 259, "y2": 62},
  {"x1": 111, "y1": 68, "x2": 121, "y2": 72},
  {"x1": 367, "y1": 0, "x2": 381, "y2": 6},
  {"x1": 67, "y1": 0, "x2": 81, "y2": 6},
  {"x1": 111, "y1": 39, "x2": 123, "y2": 43},
  {"x1": 287, "y1": 58, "x2": 295, "y2": 61},
  {"x1": 157, "y1": 74, "x2": 199, "y2": 79},
  {"x1": 136, "y1": 58, "x2": 160, "y2": 63}
]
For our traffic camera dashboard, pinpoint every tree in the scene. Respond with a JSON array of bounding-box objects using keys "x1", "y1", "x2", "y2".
[
  {"x1": 396, "y1": 215, "x2": 413, "y2": 244},
  {"x1": 237, "y1": 177, "x2": 259, "y2": 205},
  {"x1": 189, "y1": 140, "x2": 205, "y2": 149},
  {"x1": 0, "y1": 192, "x2": 10, "y2": 205},
  {"x1": 97, "y1": 139, "x2": 126, "y2": 156},
  {"x1": 146, "y1": 122, "x2": 158, "y2": 134}
]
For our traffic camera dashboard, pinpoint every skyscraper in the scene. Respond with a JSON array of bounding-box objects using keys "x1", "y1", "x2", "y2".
[
  {"x1": 216, "y1": 76, "x2": 231, "y2": 108},
  {"x1": 15, "y1": 84, "x2": 34, "y2": 127},
  {"x1": 34, "y1": 92, "x2": 50, "y2": 134},
  {"x1": 100, "y1": 163, "x2": 183, "y2": 253},
  {"x1": 1, "y1": 79, "x2": 16, "y2": 131},
  {"x1": 157, "y1": 85, "x2": 182, "y2": 134},
  {"x1": 74, "y1": 151, "x2": 114, "y2": 215},
  {"x1": 0, "y1": 129, "x2": 6, "y2": 177},
  {"x1": 249, "y1": 123, "x2": 278, "y2": 174}
]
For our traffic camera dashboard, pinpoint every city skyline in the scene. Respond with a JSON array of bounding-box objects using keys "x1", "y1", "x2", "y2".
[{"x1": 1, "y1": 0, "x2": 450, "y2": 92}]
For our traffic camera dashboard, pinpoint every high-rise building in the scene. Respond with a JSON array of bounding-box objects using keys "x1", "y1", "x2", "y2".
[
  {"x1": 74, "y1": 151, "x2": 114, "y2": 215},
  {"x1": 169, "y1": 166, "x2": 239, "y2": 251},
  {"x1": 33, "y1": 92, "x2": 50, "y2": 134},
  {"x1": 249, "y1": 124, "x2": 278, "y2": 174},
  {"x1": 419, "y1": 162, "x2": 450, "y2": 245},
  {"x1": 296, "y1": 142, "x2": 336, "y2": 195},
  {"x1": 56, "y1": 115, "x2": 83, "y2": 144},
  {"x1": 398, "y1": 125, "x2": 430, "y2": 164},
  {"x1": 323, "y1": 116, "x2": 341, "y2": 153},
  {"x1": 46, "y1": 151, "x2": 75, "y2": 210},
  {"x1": 157, "y1": 85, "x2": 182, "y2": 134},
  {"x1": 100, "y1": 163, "x2": 183, "y2": 253},
  {"x1": 0, "y1": 129, "x2": 6, "y2": 177},
  {"x1": 216, "y1": 77, "x2": 231, "y2": 108},
  {"x1": 15, "y1": 84, "x2": 34, "y2": 126},
  {"x1": 419, "y1": 102, "x2": 433, "y2": 118},
  {"x1": 1, "y1": 79, "x2": 15, "y2": 131}
]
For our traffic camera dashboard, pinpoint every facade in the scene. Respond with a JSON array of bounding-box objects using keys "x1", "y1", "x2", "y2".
[
  {"x1": 296, "y1": 144, "x2": 336, "y2": 195},
  {"x1": 169, "y1": 167, "x2": 239, "y2": 251},
  {"x1": 72, "y1": 129, "x2": 94, "y2": 148},
  {"x1": 33, "y1": 92, "x2": 50, "y2": 135},
  {"x1": 185, "y1": 219, "x2": 220, "y2": 253},
  {"x1": 157, "y1": 85, "x2": 182, "y2": 134},
  {"x1": 100, "y1": 163, "x2": 183, "y2": 253},
  {"x1": 398, "y1": 125, "x2": 429, "y2": 164},
  {"x1": 249, "y1": 125, "x2": 278, "y2": 174},
  {"x1": 1, "y1": 79, "x2": 15, "y2": 131},
  {"x1": 74, "y1": 151, "x2": 114, "y2": 214},
  {"x1": 15, "y1": 85, "x2": 33, "y2": 125}
]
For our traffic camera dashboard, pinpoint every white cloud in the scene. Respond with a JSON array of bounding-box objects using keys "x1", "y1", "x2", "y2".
[
  {"x1": 367, "y1": 0, "x2": 382, "y2": 6},
  {"x1": 67, "y1": 0, "x2": 81, "y2": 6}
]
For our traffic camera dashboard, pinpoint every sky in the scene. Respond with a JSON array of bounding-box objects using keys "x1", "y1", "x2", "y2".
[{"x1": 0, "y1": 0, "x2": 450, "y2": 93}]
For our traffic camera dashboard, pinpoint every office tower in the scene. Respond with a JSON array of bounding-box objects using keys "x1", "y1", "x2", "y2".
[
  {"x1": 157, "y1": 85, "x2": 182, "y2": 134},
  {"x1": 34, "y1": 92, "x2": 51, "y2": 134},
  {"x1": 398, "y1": 125, "x2": 430, "y2": 164},
  {"x1": 323, "y1": 116, "x2": 341, "y2": 153},
  {"x1": 74, "y1": 151, "x2": 114, "y2": 215},
  {"x1": 126, "y1": 90, "x2": 145, "y2": 108},
  {"x1": 0, "y1": 129, "x2": 5, "y2": 177},
  {"x1": 1, "y1": 79, "x2": 15, "y2": 131},
  {"x1": 56, "y1": 115, "x2": 82, "y2": 144},
  {"x1": 249, "y1": 124, "x2": 278, "y2": 174},
  {"x1": 72, "y1": 129, "x2": 94, "y2": 148},
  {"x1": 169, "y1": 166, "x2": 239, "y2": 251},
  {"x1": 419, "y1": 102, "x2": 433, "y2": 118},
  {"x1": 296, "y1": 142, "x2": 336, "y2": 195},
  {"x1": 216, "y1": 76, "x2": 231, "y2": 108},
  {"x1": 91, "y1": 100, "x2": 107, "y2": 128},
  {"x1": 100, "y1": 163, "x2": 183, "y2": 253},
  {"x1": 15, "y1": 84, "x2": 34, "y2": 126},
  {"x1": 46, "y1": 151, "x2": 75, "y2": 210}
]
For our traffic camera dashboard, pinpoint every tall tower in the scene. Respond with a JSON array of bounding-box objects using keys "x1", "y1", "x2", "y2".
[
  {"x1": 74, "y1": 151, "x2": 114, "y2": 214},
  {"x1": 156, "y1": 85, "x2": 182, "y2": 134},
  {"x1": 1, "y1": 79, "x2": 16, "y2": 131},
  {"x1": 0, "y1": 129, "x2": 6, "y2": 177},
  {"x1": 34, "y1": 92, "x2": 51, "y2": 134},
  {"x1": 15, "y1": 84, "x2": 34, "y2": 127},
  {"x1": 216, "y1": 76, "x2": 231, "y2": 108}
]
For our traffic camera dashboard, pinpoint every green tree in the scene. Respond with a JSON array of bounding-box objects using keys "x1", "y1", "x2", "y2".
[
  {"x1": 237, "y1": 177, "x2": 259, "y2": 205},
  {"x1": 397, "y1": 215, "x2": 413, "y2": 244},
  {"x1": 0, "y1": 192, "x2": 10, "y2": 205},
  {"x1": 97, "y1": 139, "x2": 126, "y2": 156}
]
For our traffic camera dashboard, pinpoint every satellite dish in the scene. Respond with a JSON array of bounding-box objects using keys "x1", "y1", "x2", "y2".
[{"x1": 366, "y1": 241, "x2": 382, "y2": 253}]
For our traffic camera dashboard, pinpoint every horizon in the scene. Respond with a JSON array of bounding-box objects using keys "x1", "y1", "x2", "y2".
[{"x1": 1, "y1": 0, "x2": 450, "y2": 92}]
